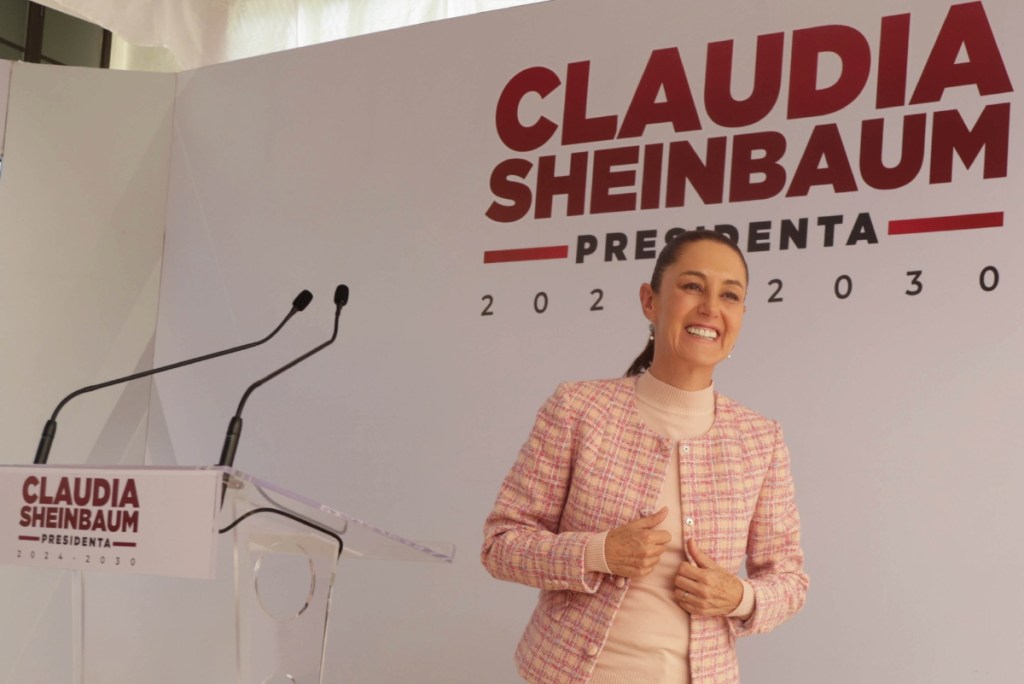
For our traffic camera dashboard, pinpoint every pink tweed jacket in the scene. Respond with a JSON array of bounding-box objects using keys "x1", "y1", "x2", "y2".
[{"x1": 481, "y1": 377, "x2": 808, "y2": 684}]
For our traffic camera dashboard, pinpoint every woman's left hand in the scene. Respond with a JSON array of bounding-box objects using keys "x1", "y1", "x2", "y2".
[{"x1": 673, "y1": 539, "x2": 743, "y2": 616}]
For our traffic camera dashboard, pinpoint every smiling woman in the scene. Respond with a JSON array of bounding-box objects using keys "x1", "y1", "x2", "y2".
[
  {"x1": 634, "y1": 231, "x2": 748, "y2": 389},
  {"x1": 482, "y1": 230, "x2": 808, "y2": 684}
]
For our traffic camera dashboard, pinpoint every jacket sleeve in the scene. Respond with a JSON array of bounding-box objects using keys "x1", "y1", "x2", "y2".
[
  {"x1": 732, "y1": 423, "x2": 809, "y2": 636},
  {"x1": 480, "y1": 385, "x2": 603, "y2": 593}
]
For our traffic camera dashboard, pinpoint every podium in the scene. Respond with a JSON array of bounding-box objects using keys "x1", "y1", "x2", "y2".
[{"x1": 0, "y1": 464, "x2": 454, "y2": 683}]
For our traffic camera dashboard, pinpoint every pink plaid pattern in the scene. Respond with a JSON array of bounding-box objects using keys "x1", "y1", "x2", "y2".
[{"x1": 482, "y1": 378, "x2": 808, "y2": 683}]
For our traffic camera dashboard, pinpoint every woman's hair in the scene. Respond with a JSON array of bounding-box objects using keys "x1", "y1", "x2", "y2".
[{"x1": 625, "y1": 230, "x2": 749, "y2": 377}]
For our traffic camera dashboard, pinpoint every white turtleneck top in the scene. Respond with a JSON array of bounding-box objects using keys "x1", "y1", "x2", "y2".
[{"x1": 586, "y1": 372, "x2": 754, "y2": 684}]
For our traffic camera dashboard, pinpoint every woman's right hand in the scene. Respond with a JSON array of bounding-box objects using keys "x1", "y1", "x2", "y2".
[{"x1": 604, "y1": 506, "x2": 671, "y2": 578}]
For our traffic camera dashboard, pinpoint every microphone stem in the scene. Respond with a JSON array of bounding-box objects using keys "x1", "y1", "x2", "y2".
[
  {"x1": 32, "y1": 420, "x2": 57, "y2": 466},
  {"x1": 34, "y1": 292, "x2": 310, "y2": 465},
  {"x1": 234, "y1": 309, "x2": 340, "y2": 417},
  {"x1": 50, "y1": 308, "x2": 299, "y2": 422},
  {"x1": 219, "y1": 416, "x2": 244, "y2": 470},
  {"x1": 218, "y1": 308, "x2": 342, "y2": 468}
]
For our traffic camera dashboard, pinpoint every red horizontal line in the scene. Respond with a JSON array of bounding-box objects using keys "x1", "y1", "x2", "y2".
[
  {"x1": 19, "y1": 536, "x2": 39, "y2": 541},
  {"x1": 888, "y1": 211, "x2": 1003, "y2": 235},
  {"x1": 112, "y1": 542, "x2": 136, "y2": 548},
  {"x1": 484, "y1": 245, "x2": 569, "y2": 264}
]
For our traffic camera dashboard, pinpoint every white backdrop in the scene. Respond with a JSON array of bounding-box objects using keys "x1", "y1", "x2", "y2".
[
  {"x1": 2, "y1": 0, "x2": 1023, "y2": 682},
  {"x1": 0, "y1": 61, "x2": 175, "y2": 681},
  {"x1": 150, "y1": 0, "x2": 1024, "y2": 681}
]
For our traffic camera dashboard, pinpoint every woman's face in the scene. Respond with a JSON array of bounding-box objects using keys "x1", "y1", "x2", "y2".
[{"x1": 640, "y1": 240, "x2": 747, "y2": 389}]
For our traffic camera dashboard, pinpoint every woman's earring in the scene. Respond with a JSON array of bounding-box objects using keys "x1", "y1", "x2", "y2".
[{"x1": 648, "y1": 323, "x2": 655, "y2": 341}]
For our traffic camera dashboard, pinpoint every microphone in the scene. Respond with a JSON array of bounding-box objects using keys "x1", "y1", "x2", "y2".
[
  {"x1": 218, "y1": 284, "x2": 349, "y2": 469},
  {"x1": 33, "y1": 290, "x2": 314, "y2": 465}
]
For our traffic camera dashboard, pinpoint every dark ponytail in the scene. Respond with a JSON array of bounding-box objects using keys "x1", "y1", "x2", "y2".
[
  {"x1": 625, "y1": 337, "x2": 654, "y2": 377},
  {"x1": 624, "y1": 230, "x2": 748, "y2": 377}
]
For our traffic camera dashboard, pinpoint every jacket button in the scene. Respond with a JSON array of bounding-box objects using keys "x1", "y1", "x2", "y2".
[
  {"x1": 586, "y1": 645, "x2": 599, "y2": 657},
  {"x1": 615, "y1": 577, "x2": 625, "y2": 588},
  {"x1": 685, "y1": 517, "x2": 694, "y2": 527}
]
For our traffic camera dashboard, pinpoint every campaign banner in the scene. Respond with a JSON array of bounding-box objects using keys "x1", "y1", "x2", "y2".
[
  {"x1": 0, "y1": 466, "x2": 220, "y2": 579},
  {"x1": 148, "y1": 1, "x2": 1023, "y2": 681},
  {"x1": 0, "y1": 0, "x2": 1010, "y2": 681}
]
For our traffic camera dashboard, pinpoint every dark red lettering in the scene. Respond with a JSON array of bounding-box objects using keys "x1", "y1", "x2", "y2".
[
  {"x1": 876, "y1": 13, "x2": 910, "y2": 108},
  {"x1": 22, "y1": 476, "x2": 39, "y2": 504},
  {"x1": 620, "y1": 48, "x2": 701, "y2": 138},
  {"x1": 729, "y1": 132, "x2": 787, "y2": 202},
  {"x1": 788, "y1": 25, "x2": 871, "y2": 119},
  {"x1": 121, "y1": 510, "x2": 140, "y2": 533},
  {"x1": 486, "y1": 159, "x2": 533, "y2": 223},
  {"x1": 640, "y1": 144, "x2": 664, "y2": 210},
  {"x1": 665, "y1": 138, "x2": 726, "y2": 207},
  {"x1": 54, "y1": 478, "x2": 72, "y2": 506},
  {"x1": 930, "y1": 103, "x2": 1010, "y2": 183},
  {"x1": 93, "y1": 479, "x2": 111, "y2": 507},
  {"x1": 562, "y1": 61, "x2": 617, "y2": 145},
  {"x1": 121, "y1": 479, "x2": 139, "y2": 508},
  {"x1": 534, "y1": 152, "x2": 588, "y2": 219},
  {"x1": 860, "y1": 114, "x2": 926, "y2": 190},
  {"x1": 787, "y1": 124, "x2": 858, "y2": 197},
  {"x1": 911, "y1": 2, "x2": 1012, "y2": 104},
  {"x1": 495, "y1": 67, "x2": 560, "y2": 152},
  {"x1": 38, "y1": 477, "x2": 53, "y2": 505},
  {"x1": 590, "y1": 146, "x2": 639, "y2": 214},
  {"x1": 73, "y1": 478, "x2": 92, "y2": 507},
  {"x1": 705, "y1": 33, "x2": 784, "y2": 127}
]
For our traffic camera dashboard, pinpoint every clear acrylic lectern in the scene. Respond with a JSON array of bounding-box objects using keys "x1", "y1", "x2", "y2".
[{"x1": 0, "y1": 464, "x2": 454, "y2": 684}]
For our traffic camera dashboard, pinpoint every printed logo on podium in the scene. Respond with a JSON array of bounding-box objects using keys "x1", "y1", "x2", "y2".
[{"x1": 1, "y1": 466, "x2": 220, "y2": 579}]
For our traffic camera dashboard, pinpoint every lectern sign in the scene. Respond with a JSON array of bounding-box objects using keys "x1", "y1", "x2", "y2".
[{"x1": 0, "y1": 466, "x2": 220, "y2": 579}]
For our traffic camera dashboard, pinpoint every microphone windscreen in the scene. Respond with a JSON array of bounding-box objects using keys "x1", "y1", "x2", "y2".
[
  {"x1": 334, "y1": 284, "x2": 350, "y2": 306},
  {"x1": 293, "y1": 290, "x2": 314, "y2": 311}
]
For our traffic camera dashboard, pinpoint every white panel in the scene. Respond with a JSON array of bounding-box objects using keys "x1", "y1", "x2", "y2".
[
  {"x1": 0, "y1": 62, "x2": 175, "y2": 682},
  {"x1": 0, "y1": 63, "x2": 175, "y2": 466}
]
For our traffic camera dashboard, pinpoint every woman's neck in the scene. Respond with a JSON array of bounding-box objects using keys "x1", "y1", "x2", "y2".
[{"x1": 647, "y1": 362, "x2": 713, "y2": 391}]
